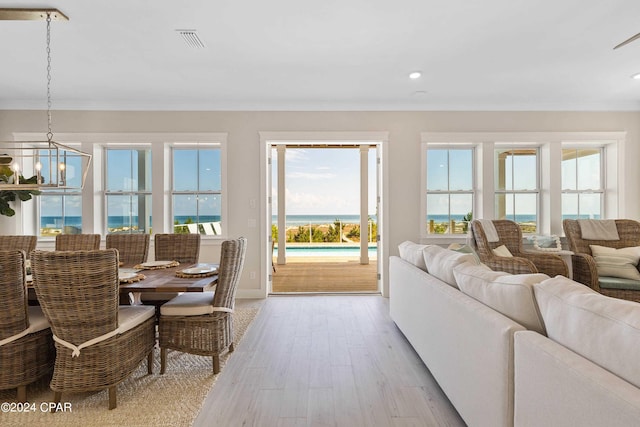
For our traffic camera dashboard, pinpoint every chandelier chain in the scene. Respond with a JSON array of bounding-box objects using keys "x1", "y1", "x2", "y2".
[{"x1": 46, "y1": 12, "x2": 53, "y2": 142}]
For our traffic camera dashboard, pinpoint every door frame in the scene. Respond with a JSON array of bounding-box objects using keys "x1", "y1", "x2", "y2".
[{"x1": 259, "y1": 131, "x2": 390, "y2": 297}]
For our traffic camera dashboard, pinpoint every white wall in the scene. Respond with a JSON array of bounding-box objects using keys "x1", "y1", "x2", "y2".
[{"x1": 1, "y1": 110, "x2": 639, "y2": 297}]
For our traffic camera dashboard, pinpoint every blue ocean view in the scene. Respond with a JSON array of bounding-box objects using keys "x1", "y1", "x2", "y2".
[
  {"x1": 41, "y1": 215, "x2": 221, "y2": 228},
  {"x1": 41, "y1": 213, "x2": 600, "y2": 229}
]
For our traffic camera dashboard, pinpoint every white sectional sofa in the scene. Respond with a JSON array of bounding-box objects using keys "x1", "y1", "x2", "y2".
[{"x1": 390, "y1": 242, "x2": 640, "y2": 427}]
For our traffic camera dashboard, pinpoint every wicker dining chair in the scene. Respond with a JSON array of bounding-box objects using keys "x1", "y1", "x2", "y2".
[
  {"x1": 0, "y1": 250, "x2": 54, "y2": 401},
  {"x1": 153, "y1": 233, "x2": 201, "y2": 264},
  {"x1": 141, "y1": 233, "x2": 201, "y2": 311},
  {"x1": 563, "y1": 219, "x2": 640, "y2": 302},
  {"x1": 31, "y1": 249, "x2": 156, "y2": 410},
  {"x1": 106, "y1": 233, "x2": 150, "y2": 267},
  {"x1": 55, "y1": 233, "x2": 101, "y2": 251},
  {"x1": 0, "y1": 235, "x2": 37, "y2": 259},
  {"x1": 159, "y1": 237, "x2": 247, "y2": 374},
  {"x1": 470, "y1": 219, "x2": 569, "y2": 277}
]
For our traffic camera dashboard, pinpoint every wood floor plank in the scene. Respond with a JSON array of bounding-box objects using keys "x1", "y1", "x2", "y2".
[{"x1": 193, "y1": 295, "x2": 465, "y2": 427}]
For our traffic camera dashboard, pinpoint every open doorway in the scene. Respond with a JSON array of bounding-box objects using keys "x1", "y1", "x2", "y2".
[{"x1": 269, "y1": 143, "x2": 380, "y2": 293}]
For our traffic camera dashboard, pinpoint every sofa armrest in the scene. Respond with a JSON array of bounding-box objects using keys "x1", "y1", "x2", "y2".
[
  {"x1": 514, "y1": 331, "x2": 640, "y2": 427},
  {"x1": 571, "y1": 253, "x2": 600, "y2": 291}
]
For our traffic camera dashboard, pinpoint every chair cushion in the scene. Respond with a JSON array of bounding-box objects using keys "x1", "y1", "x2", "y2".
[
  {"x1": 454, "y1": 263, "x2": 548, "y2": 334},
  {"x1": 422, "y1": 245, "x2": 478, "y2": 288},
  {"x1": 590, "y1": 245, "x2": 640, "y2": 280},
  {"x1": 27, "y1": 306, "x2": 51, "y2": 333},
  {"x1": 534, "y1": 275, "x2": 640, "y2": 389},
  {"x1": 0, "y1": 307, "x2": 51, "y2": 347},
  {"x1": 160, "y1": 292, "x2": 215, "y2": 316},
  {"x1": 492, "y1": 244, "x2": 513, "y2": 257},
  {"x1": 117, "y1": 305, "x2": 156, "y2": 334},
  {"x1": 598, "y1": 276, "x2": 640, "y2": 291},
  {"x1": 398, "y1": 241, "x2": 429, "y2": 271}
]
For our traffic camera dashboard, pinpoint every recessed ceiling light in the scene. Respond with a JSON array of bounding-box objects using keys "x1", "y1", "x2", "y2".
[
  {"x1": 632, "y1": 73, "x2": 640, "y2": 80},
  {"x1": 409, "y1": 71, "x2": 422, "y2": 79}
]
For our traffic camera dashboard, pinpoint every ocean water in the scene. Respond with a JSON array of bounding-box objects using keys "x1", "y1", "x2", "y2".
[{"x1": 41, "y1": 215, "x2": 221, "y2": 229}]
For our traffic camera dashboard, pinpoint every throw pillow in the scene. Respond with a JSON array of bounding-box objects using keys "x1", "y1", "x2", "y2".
[
  {"x1": 454, "y1": 264, "x2": 548, "y2": 334},
  {"x1": 589, "y1": 245, "x2": 640, "y2": 280},
  {"x1": 398, "y1": 241, "x2": 429, "y2": 271},
  {"x1": 422, "y1": 245, "x2": 478, "y2": 288},
  {"x1": 534, "y1": 275, "x2": 640, "y2": 389},
  {"x1": 492, "y1": 245, "x2": 513, "y2": 257}
]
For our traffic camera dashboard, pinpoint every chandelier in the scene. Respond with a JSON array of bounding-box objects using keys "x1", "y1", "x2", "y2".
[{"x1": 0, "y1": 8, "x2": 92, "y2": 190}]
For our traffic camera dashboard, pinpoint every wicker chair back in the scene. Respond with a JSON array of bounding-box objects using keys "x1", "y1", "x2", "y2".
[
  {"x1": 154, "y1": 233, "x2": 200, "y2": 264},
  {"x1": 31, "y1": 249, "x2": 119, "y2": 343}
]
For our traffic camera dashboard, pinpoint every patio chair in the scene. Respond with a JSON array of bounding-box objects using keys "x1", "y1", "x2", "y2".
[
  {"x1": 563, "y1": 219, "x2": 640, "y2": 302},
  {"x1": 31, "y1": 249, "x2": 155, "y2": 410},
  {"x1": 159, "y1": 237, "x2": 247, "y2": 374},
  {"x1": 0, "y1": 250, "x2": 54, "y2": 401},
  {"x1": 55, "y1": 233, "x2": 101, "y2": 251},
  {"x1": 106, "y1": 233, "x2": 150, "y2": 267},
  {"x1": 470, "y1": 219, "x2": 568, "y2": 277}
]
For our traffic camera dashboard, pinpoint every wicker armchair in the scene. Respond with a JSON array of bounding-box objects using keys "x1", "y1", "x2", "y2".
[
  {"x1": 563, "y1": 219, "x2": 640, "y2": 302},
  {"x1": 0, "y1": 235, "x2": 37, "y2": 258},
  {"x1": 55, "y1": 233, "x2": 101, "y2": 251},
  {"x1": 106, "y1": 233, "x2": 150, "y2": 267},
  {"x1": 159, "y1": 237, "x2": 247, "y2": 374},
  {"x1": 141, "y1": 234, "x2": 201, "y2": 310},
  {"x1": 31, "y1": 249, "x2": 156, "y2": 410},
  {"x1": 470, "y1": 219, "x2": 568, "y2": 277},
  {"x1": 0, "y1": 250, "x2": 54, "y2": 401}
]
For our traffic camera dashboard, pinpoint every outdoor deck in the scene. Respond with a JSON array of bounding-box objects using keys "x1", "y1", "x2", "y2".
[{"x1": 271, "y1": 257, "x2": 378, "y2": 293}]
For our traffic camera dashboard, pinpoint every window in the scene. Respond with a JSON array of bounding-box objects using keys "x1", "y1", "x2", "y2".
[
  {"x1": 425, "y1": 148, "x2": 474, "y2": 234},
  {"x1": 421, "y1": 132, "x2": 623, "y2": 240},
  {"x1": 105, "y1": 148, "x2": 152, "y2": 234},
  {"x1": 494, "y1": 148, "x2": 538, "y2": 233},
  {"x1": 38, "y1": 148, "x2": 85, "y2": 236},
  {"x1": 172, "y1": 147, "x2": 222, "y2": 235},
  {"x1": 561, "y1": 148, "x2": 603, "y2": 220}
]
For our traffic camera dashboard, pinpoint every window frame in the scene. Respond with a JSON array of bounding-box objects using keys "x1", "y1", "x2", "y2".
[
  {"x1": 424, "y1": 145, "x2": 476, "y2": 235},
  {"x1": 103, "y1": 146, "x2": 153, "y2": 235},
  {"x1": 561, "y1": 146, "x2": 605, "y2": 220},
  {"x1": 493, "y1": 145, "x2": 540, "y2": 233},
  {"x1": 171, "y1": 145, "x2": 223, "y2": 235}
]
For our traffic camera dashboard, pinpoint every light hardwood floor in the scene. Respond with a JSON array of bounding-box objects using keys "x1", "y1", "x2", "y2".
[{"x1": 194, "y1": 295, "x2": 465, "y2": 426}]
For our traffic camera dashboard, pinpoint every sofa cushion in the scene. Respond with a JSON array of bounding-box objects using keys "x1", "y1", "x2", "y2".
[
  {"x1": 454, "y1": 264, "x2": 548, "y2": 333},
  {"x1": 534, "y1": 275, "x2": 640, "y2": 389},
  {"x1": 589, "y1": 244, "x2": 640, "y2": 280},
  {"x1": 398, "y1": 241, "x2": 429, "y2": 271},
  {"x1": 423, "y1": 245, "x2": 478, "y2": 288}
]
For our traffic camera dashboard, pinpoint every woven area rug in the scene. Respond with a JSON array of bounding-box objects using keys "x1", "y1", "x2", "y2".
[{"x1": 0, "y1": 305, "x2": 261, "y2": 427}]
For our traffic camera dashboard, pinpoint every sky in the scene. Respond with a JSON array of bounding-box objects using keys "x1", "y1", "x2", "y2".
[{"x1": 271, "y1": 147, "x2": 377, "y2": 216}]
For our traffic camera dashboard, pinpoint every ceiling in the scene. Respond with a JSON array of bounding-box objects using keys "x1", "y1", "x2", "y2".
[{"x1": 1, "y1": 1, "x2": 640, "y2": 111}]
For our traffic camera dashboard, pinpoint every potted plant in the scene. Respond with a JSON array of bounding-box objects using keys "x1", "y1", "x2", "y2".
[{"x1": 0, "y1": 162, "x2": 41, "y2": 217}]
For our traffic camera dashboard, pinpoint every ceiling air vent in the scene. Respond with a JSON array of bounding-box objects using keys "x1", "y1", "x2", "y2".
[{"x1": 176, "y1": 29, "x2": 205, "y2": 49}]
